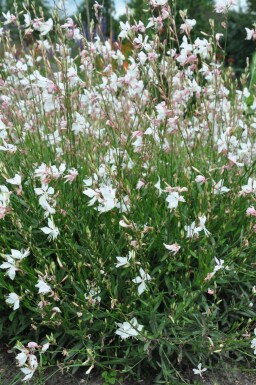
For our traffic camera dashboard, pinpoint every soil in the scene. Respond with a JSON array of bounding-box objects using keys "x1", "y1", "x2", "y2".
[{"x1": 1, "y1": 347, "x2": 256, "y2": 385}]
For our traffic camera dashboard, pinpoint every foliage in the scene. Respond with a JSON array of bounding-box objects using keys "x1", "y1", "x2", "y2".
[
  {"x1": 247, "y1": 0, "x2": 256, "y2": 12},
  {"x1": 225, "y1": 11, "x2": 256, "y2": 76},
  {"x1": 0, "y1": 1, "x2": 256, "y2": 384}
]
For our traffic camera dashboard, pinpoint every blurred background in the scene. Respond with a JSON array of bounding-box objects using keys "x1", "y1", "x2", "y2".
[{"x1": 0, "y1": 0, "x2": 255, "y2": 76}]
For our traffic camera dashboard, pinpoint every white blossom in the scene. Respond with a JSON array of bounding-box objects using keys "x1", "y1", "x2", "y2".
[
  {"x1": 6, "y1": 174, "x2": 22, "y2": 186},
  {"x1": 115, "y1": 251, "x2": 133, "y2": 268},
  {"x1": 115, "y1": 317, "x2": 143, "y2": 339},
  {"x1": 213, "y1": 257, "x2": 228, "y2": 274},
  {"x1": 251, "y1": 329, "x2": 256, "y2": 354},
  {"x1": 41, "y1": 218, "x2": 59, "y2": 241},
  {"x1": 164, "y1": 243, "x2": 181, "y2": 255},
  {"x1": 197, "y1": 215, "x2": 211, "y2": 237},
  {"x1": 166, "y1": 191, "x2": 185, "y2": 210},
  {"x1": 213, "y1": 180, "x2": 230, "y2": 194},
  {"x1": 33, "y1": 18, "x2": 53, "y2": 36},
  {"x1": 193, "y1": 363, "x2": 207, "y2": 377},
  {"x1": 6, "y1": 292, "x2": 20, "y2": 310},
  {"x1": 35, "y1": 279, "x2": 52, "y2": 294},
  {"x1": 132, "y1": 268, "x2": 151, "y2": 295}
]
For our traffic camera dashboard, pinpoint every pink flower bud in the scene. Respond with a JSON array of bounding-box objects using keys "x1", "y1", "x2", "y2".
[
  {"x1": 195, "y1": 175, "x2": 206, "y2": 184},
  {"x1": 27, "y1": 342, "x2": 39, "y2": 348},
  {"x1": 246, "y1": 206, "x2": 256, "y2": 217}
]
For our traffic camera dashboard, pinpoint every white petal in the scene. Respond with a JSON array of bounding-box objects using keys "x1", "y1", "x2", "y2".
[
  {"x1": 138, "y1": 282, "x2": 146, "y2": 295},
  {"x1": 41, "y1": 342, "x2": 49, "y2": 353},
  {"x1": 20, "y1": 367, "x2": 34, "y2": 381},
  {"x1": 132, "y1": 276, "x2": 142, "y2": 284},
  {"x1": 11, "y1": 249, "x2": 22, "y2": 259},
  {"x1": 40, "y1": 227, "x2": 52, "y2": 234},
  {"x1": 16, "y1": 352, "x2": 27, "y2": 367}
]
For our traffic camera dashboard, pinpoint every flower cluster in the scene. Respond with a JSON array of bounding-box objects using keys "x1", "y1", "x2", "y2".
[
  {"x1": 15, "y1": 341, "x2": 49, "y2": 382},
  {"x1": 0, "y1": 0, "x2": 255, "y2": 382}
]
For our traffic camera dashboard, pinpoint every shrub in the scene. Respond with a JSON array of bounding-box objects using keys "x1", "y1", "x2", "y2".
[{"x1": 0, "y1": 1, "x2": 256, "y2": 383}]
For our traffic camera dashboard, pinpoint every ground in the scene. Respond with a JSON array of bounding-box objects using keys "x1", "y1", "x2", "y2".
[{"x1": 1, "y1": 347, "x2": 256, "y2": 385}]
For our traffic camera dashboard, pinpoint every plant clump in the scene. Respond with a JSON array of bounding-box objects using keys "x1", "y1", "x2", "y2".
[{"x1": 0, "y1": 0, "x2": 256, "y2": 383}]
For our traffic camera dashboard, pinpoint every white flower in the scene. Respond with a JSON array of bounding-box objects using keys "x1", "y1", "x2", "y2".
[
  {"x1": 0, "y1": 249, "x2": 28, "y2": 279},
  {"x1": 0, "y1": 140, "x2": 17, "y2": 153},
  {"x1": 41, "y1": 218, "x2": 59, "y2": 241},
  {"x1": 9, "y1": 248, "x2": 30, "y2": 260},
  {"x1": 112, "y1": 49, "x2": 125, "y2": 65},
  {"x1": 193, "y1": 38, "x2": 211, "y2": 59},
  {"x1": 185, "y1": 221, "x2": 200, "y2": 239},
  {"x1": 241, "y1": 178, "x2": 256, "y2": 195},
  {"x1": 39, "y1": 197, "x2": 56, "y2": 218},
  {"x1": 251, "y1": 329, "x2": 256, "y2": 354},
  {"x1": 6, "y1": 174, "x2": 22, "y2": 186},
  {"x1": 245, "y1": 28, "x2": 256, "y2": 41},
  {"x1": 2, "y1": 11, "x2": 16, "y2": 25},
  {"x1": 34, "y1": 183, "x2": 54, "y2": 204},
  {"x1": 136, "y1": 179, "x2": 145, "y2": 190},
  {"x1": 83, "y1": 188, "x2": 100, "y2": 206},
  {"x1": 115, "y1": 317, "x2": 143, "y2": 339},
  {"x1": 166, "y1": 191, "x2": 185, "y2": 210},
  {"x1": 197, "y1": 215, "x2": 211, "y2": 237},
  {"x1": 119, "y1": 21, "x2": 131, "y2": 39},
  {"x1": 98, "y1": 185, "x2": 117, "y2": 213},
  {"x1": 33, "y1": 18, "x2": 53, "y2": 36},
  {"x1": 213, "y1": 179, "x2": 230, "y2": 195},
  {"x1": 193, "y1": 363, "x2": 207, "y2": 377},
  {"x1": 35, "y1": 279, "x2": 52, "y2": 294},
  {"x1": 24, "y1": 13, "x2": 31, "y2": 28},
  {"x1": 6, "y1": 292, "x2": 20, "y2": 310},
  {"x1": 115, "y1": 252, "x2": 133, "y2": 268},
  {"x1": 164, "y1": 243, "x2": 181, "y2": 255},
  {"x1": 72, "y1": 28, "x2": 83, "y2": 40},
  {"x1": 180, "y1": 19, "x2": 196, "y2": 35},
  {"x1": 213, "y1": 257, "x2": 227, "y2": 274},
  {"x1": 154, "y1": 177, "x2": 163, "y2": 196},
  {"x1": 0, "y1": 257, "x2": 18, "y2": 280},
  {"x1": 251, "y1": 338, "x2": 256, "y2": 354},
  {"x1": 156, "y1": 102, "x2": 170, "y2": 121},
  {"x1": 0, "y1": 185, "x2": 11, "y2": 206},
  {"x1": 138, "y1": 51, "x2": 148, "y2": 65},
  {"x1": 83, "y1": 184, "x2": 117, "y2": 213},
  {"x1": 132, "y1": 268, "x2": 151, "y2": 295},
  {"x1": 64, "y1": 168, "x2": 78, "y2": 183},
  {"x1": 83, "y1": 177, "x2": 93, "y2": 187}
]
